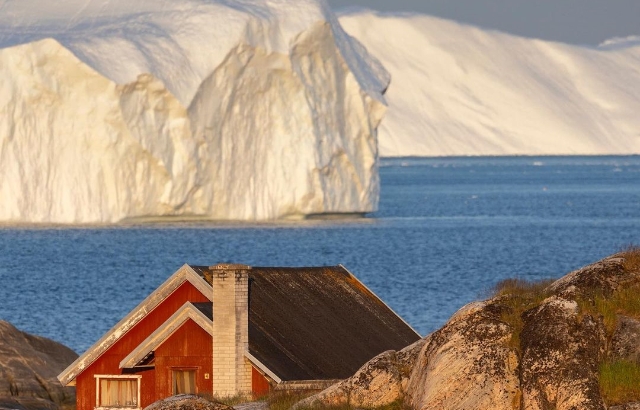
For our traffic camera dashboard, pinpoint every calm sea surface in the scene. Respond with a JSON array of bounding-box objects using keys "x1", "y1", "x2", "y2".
[{"x1": 1, "y1": 156, "x2": 639, "y2": 354}]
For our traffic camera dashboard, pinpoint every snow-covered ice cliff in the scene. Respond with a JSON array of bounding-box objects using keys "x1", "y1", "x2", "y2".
[
  {"x1": 339, "y1": 11, "x2": 640, "y2": 157},
  {"x1": 0, "y1": 0, "x2": 388, "y2": 223}
]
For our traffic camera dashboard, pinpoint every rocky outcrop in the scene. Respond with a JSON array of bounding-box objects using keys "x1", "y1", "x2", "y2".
[
  {"x1": 0, "y1": 321, "x2": 77, "y2": 410},
  {"x1": 300, "y1": 251, "x2": 640, "y2": 409},
  {"x1": 406, "y1": 301, "x2": 520, "y2": 410},
  {"x1": 294, "y1": 338, "x2": 425, "y2": 408},
  {"x1": 519, "y1": 297, "x2": 606, "y2": 410},
  {"x1": 144, "y1": 395, "x2": 232, "y2": 410}
]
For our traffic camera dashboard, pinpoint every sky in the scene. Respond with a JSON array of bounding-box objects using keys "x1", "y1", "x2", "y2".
[{"x1": 327, "y1": 0, "x2": 640, "y2": 46}]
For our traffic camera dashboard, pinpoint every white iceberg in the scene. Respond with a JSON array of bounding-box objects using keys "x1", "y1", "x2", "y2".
[
  {"x1": 339, "y1": 11, "x2": 640, "y2": 157},
  {"x1": 0, "y1": 0, "x2": 388, "y2": 223}
]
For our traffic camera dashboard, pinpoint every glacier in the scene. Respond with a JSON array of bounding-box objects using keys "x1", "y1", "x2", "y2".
[
  {"x1": 0, "y1": 0, "x2": 388, "y2": 224},
  {"x1": 339, "y1": 11, "x2": 640, "y2": 157}
]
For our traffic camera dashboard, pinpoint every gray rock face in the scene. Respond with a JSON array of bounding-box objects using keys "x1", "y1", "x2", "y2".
[
  {"x1": 297, "y1": 253, "x2": 640, "y2": 410},
  {"x1": 0, "y1": 321, "x2": 77, "y2": 410},
  {"x1": 611, "y1": 316, "x2": 640, "y2": 363}
]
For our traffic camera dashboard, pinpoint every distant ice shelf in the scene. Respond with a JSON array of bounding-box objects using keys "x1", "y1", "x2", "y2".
[
  {"x1": 0, "y1": 0, "x2": 388, "y2": 224},
  {"x1": 339, "y1": 11, "x2": 640, "y2": 157}
]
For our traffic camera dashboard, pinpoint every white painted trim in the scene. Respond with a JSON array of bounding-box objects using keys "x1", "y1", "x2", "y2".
[
  {"x1": 94, "y1": 374, "x2": 142, "y2": 410},
  {"x1": 94, "y1": 375, "x2": 143, "y2": 379},
  {"x1": 58, "y1": 265, "x2": 212, "y2": 386},
  {"x1": 119, "y1": 302, "x2": 213, "y2": 369},
  {"x1": 338, "y1": 264, "x2": 422, "y2": 337},
  {"x1": 244, "y1": 351, "x2": 282, "y2": 384}
]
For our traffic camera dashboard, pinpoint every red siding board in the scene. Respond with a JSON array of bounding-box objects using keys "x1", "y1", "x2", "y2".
[
  {"x1": 251, "y1": 367, "x2": 271, "y2": 397},
  {"x1": 75, "y1": 281, "x2": 209, "y2": 410}
]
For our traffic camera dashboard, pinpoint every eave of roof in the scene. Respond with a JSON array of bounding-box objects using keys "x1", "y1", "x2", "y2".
[
  {"x1": 57, "y1": 264, "x2": 212, "y2": 386},
  {"x1": 119, "y1": 302, "x2": 213, "y2": 369}
]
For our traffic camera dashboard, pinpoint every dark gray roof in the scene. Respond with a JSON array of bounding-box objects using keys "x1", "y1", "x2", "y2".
[
  {"x1": 191, "y1": 302, "x2": 212, "y2": 320},
  {"x1": 191, "y1": 265, "x2": 420, "y2": 382}
]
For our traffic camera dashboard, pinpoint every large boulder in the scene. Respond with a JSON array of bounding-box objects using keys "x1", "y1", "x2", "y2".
[
  {"x1": 299, "y1": 250, "x2": 640, "y2": 409},
  {"x1": 405, "y1": 301, "x2": 520, "y2": 410},
  {"x1": 0, "y1": 321, "x2": 77, "y2": 410},
  {"x1": 294, "y1": 338, "x2": 425, "y2": 408}
]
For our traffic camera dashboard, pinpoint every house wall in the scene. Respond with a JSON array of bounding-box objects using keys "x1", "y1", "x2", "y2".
[
  {"x1": 75, "y1": 281, "x2": 209, "y2": 410},
  {"x1": 154, "y1": 319, "x2": 213, "y2": 397},
  {"x1": 251, "y1": 367, "x2": 271, "y2": 397}
]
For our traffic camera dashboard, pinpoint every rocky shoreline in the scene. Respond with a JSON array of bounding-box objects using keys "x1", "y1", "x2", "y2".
[
  {"x1": 3, "y1": 249, "x2": 640, "y2": 410},
  {"x1": 0, "y1": 321, "x2": 77, "y2": 410},
  {"x1": 301, "y1": 249, "x2": 640, "y2": 409}
]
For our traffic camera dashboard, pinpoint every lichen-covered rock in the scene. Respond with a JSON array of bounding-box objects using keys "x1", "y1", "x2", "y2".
[
  {"x1": 520, "y1": 297, "x2": 607, "y2": 410},
  {"x1": 611, "y1": 316, "x2": 640, "y2": 363},
  {"x1": 405, "y1": 301, "x2": 520, "y2": 410},
  {"x1": 144, "y1": 395, "x2": 232, "y2": 410},
  {"x1": 0, "y1": 321, "x2": 77, "y2": 410},
  {"x1": 546, "y1": 256, "x2": 636, "y2": 298},
  {"x1": 297, "y1": 253, "x2": 640, "y2": 410},
  {"x1": 295, "y1": 338, "x2": 425, "y2": 408}
]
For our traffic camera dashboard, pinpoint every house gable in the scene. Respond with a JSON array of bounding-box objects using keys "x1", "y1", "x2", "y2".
[
  {"x1": 153, "y1": 317, "x2": 214, "y2": 398},
  {"x1": 119, "y1": 302, "x2": 213, "y2": 369},
  {"x1": 58, "y1": 264, "x2": 211, "y2": 387}
]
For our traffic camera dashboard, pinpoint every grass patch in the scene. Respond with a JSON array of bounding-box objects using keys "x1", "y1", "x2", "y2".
[
  {"x1": 264, "y1": 392, "x2": 313, "y2": 410},
  {"x1": 600, "y1": 360, "x2": 640, "y2": 405},
  {"x1": 491, "y1": 278, "x2": 555, "y2": 352},
  {"x1": 262, "y1": 392, "x2": 408, "y2": 410},
  {"x1": 577, "y1": 282, "x2": 640, "y2": 336},
  {"x1": 621, "y1": 244, "x2": 640, "y2": 273}
]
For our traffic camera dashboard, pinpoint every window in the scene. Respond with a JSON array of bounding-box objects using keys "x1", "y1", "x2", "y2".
[
  {"x1": 95, "y1": 375, "x2": 141, "y2": 409},
  {"x1": 172, "y1": 369, "x2": 196, "y2": 395}
]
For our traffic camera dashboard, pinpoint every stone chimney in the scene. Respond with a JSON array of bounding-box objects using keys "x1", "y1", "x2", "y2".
[{"x1": 209, "y1": 263, "x2": 252, "y2": 397}]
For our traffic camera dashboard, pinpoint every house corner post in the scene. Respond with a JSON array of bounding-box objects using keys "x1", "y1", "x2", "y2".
[{"x1": 211, "y1": 264, "x2": 252, "y2": 398}]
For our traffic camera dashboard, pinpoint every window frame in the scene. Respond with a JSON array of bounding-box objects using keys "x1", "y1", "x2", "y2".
[{"x1": 94, "y1": 374, "x2": 142, "y2": 410}]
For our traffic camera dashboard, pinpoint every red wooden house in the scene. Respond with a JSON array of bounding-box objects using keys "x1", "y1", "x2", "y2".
[{"x1": 58, "y1": 264, "x2": 420, "y2": 410}]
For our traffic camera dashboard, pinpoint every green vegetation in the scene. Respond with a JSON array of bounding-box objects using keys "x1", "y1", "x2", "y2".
[
  {"x1": 599, "y1": 360, "x2": 640, "y2": 405},
  {"x1": 491, "y1": 278, "x2": 555, "y2": 352},
  {"x1": 577, "y1": 283, "x2": 640, "y2": 335},
  {"x1": 576, "y1": 245, "x2": 640, "y2": 336}
]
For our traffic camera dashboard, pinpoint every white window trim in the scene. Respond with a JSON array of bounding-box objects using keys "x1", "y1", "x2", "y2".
[{"x1": 94, "y1": 374, "x2": 142, "y2": 410}]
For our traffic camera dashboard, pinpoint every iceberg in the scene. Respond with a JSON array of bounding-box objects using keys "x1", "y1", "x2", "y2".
[
  {"x1": 339, "y1": 11, "x2": 640, "y2": 157},
  {"x1": 0, "y1": 0, "x2": 388, "y2": 223}
]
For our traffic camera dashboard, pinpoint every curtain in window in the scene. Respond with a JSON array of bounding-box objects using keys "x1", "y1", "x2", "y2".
[
  {"x1": 173, "y1": 370, "x2": 196, "y2": 395},
  {"x1": 100, "y1": 379, "x2": 137, "y2": 407}
]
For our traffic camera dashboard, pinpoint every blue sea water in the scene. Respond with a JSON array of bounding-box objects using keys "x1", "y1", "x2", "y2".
[{"x1": 1, "y1": 156, "x2": 639, "y2": 354}]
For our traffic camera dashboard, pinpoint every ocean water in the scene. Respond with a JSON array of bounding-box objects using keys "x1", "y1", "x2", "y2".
[{"x1": 1, "y1": 156, "x2": 639, "y2": 354}]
